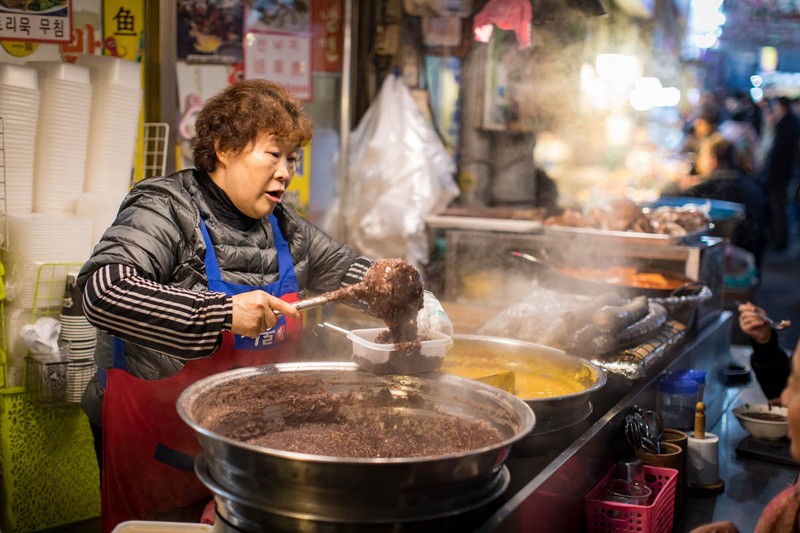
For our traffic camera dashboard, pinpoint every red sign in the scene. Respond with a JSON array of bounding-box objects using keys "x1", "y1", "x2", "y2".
[{"x1": 311, "y1": 0, "x2": 342, "y2": 73}]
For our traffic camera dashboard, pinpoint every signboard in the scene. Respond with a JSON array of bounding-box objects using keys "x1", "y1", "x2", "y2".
[
  {"x1": 60, "y1": 4, "x2": 102, "y2": 62},
  {"x1": 311, "y1": 0, "x2": 342, "y2": 72},
  {"x1": 284, "y1": 143, "x2": 311, "y2": 217},
  {"x1": 0, "y1": 0, "x2": 72, "y2": 43},
  {"x1": 244, "y1": 30, "x2": 311, "y2": 101},
  {"x1": 103, "y1": 0, "x2": 142, "y2": 59}
]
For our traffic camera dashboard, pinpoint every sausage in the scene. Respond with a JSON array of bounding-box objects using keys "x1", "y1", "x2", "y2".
[
  {"x1": 592, "y1": 295, "x2": 650, "y2": 333},
  {"x1": 564, "y1": 323, "x2": 600, "y2": 354},
  {"x1": 590, "y1": 303, "x2": 668, "y2": 355},
  {"x1": 561, "y1": 292, "x2": 624, "y2": 331}
]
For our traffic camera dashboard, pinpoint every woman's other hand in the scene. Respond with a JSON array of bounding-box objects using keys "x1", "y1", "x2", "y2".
[
  {"x1": 690, "y1": 520, "x2": 739, "y2": 533},
  {"x1": 738, "y1": 301, "x2": 773, "y2": 344},
  {"x1": 231, "y1": 290, "x2": 300, "y2": 338}
]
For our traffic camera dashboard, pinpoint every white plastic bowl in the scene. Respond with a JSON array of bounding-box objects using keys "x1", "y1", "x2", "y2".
[
  {"x1": 733, "y1": 403, "x2": 788, "y2": 441},
  {"x1": 348, "y1": 328, "x2": 453, "y2": 374}
]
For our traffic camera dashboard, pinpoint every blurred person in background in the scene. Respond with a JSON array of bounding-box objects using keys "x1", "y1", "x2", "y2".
[
  {"x1": 719, "y1": 98, "x2": 760, "y2": 175},
  {"x1": 663, "y1": 133, "x2": 768, "y2": 270},
  {"x1": 681, "y1": 103, "x2": 721, "y2": 175},
  {"x1": 763, "y1": 96, "x2": 799, "y2": 251}
]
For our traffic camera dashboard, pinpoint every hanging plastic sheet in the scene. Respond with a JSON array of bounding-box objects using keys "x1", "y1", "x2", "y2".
[{"x1": 330, "y1": 74, "x2": 460, "y2": 267}]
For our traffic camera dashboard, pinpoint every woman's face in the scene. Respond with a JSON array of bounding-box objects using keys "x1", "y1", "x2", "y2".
[
  {"x1": 210, "y1": 134, "x2": 298, "y2": 219},
  {"x1": 780, "y1": 340, "x2": 800, "y2": 459}
]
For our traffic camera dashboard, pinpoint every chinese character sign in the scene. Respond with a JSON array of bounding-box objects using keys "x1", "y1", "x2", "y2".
[
  {"x1": 0, "y1": 0, "x2": 72, "y2": 43},
  {"x1": 103, "y1": 0, "x2": 143, "y2": 60},
  {"x1": 244, "y1": 31, "x2": 311, "y2": 101}
]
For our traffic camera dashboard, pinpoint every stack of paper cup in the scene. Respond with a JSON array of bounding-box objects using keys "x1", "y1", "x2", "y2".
[
  {"x1": 28, "y1": 61, "x2": 92, "y2": 214},
  {"x1": 1, "y1": 213, "x2": 94, "y2": 309},
  {"x1": 59, "y1": 274, "x2": 97, "y2": 361},
  {"x1": 75, "y1": 54, "x2": 142, "y2": 199},
  {"x1": 0, "y1": 63, "x2": 40, "y2": 215},
  {"x1": 75, "y1": 190, "x2": 126, "y2": 246}
]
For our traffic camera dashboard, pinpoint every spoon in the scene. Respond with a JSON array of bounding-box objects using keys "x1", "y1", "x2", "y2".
[
  {"x1": 625, "y1": 414, "x2": 658, "y2": 454},
  {"x1": 633, "y1": 412, "x2": 658, "y2": 453},
  {"x1": 735, "y1": 301, "x2": 791, "y2": 330},
  {"x1": 642, "y1": 410, "x2": 663, "y2": 453},
  {"x1": 624, "y1": 416, "x2": 642, "y2": 451},
  {"x1": 272, "y1": 284, "x2": 362, "y2": 319}
]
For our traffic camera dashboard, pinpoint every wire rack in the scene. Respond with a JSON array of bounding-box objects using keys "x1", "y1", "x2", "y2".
[
  {"x1": 142, "y1": 122, "x2": 170, "y2": 179},
  {"x1": 30, "y1": 263, "x2": 84, "y2": 322}
]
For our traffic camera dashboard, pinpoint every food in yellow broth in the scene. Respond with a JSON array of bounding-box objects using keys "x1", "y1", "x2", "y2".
[{"x1": 441, "y1": 354, "x2": 595, "y2": 399}]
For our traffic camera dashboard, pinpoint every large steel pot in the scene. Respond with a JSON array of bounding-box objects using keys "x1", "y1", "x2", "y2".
[
  {"x1": 444, "y1": 335, "x2": 606, "y2": 454},
  {"x1": 177, "y1": 362, "x2": 534, "y2": 526}
]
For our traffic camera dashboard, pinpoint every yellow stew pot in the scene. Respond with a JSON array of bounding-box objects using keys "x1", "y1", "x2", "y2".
[{"x1": 441, "y1": 335, "x2": 607, "y2": 455}]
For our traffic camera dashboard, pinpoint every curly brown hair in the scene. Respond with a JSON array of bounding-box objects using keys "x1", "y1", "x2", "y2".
[{"x1": 193, "y1": 79, "x2": 314, "y2": 173}]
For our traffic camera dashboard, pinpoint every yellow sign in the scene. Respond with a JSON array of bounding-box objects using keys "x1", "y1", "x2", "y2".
[
  {"x1": 1, "y1": 40, "x2": 38, "y2": 57},
  {"x1": 102, "y1": 0, "x2": 142, "y2": 60},
  {"x1": 284, "y1": 143, "x2": 311, "y2": 217}
]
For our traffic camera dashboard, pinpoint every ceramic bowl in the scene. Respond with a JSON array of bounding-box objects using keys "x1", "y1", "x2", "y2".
[{"x1": 733, "y1": 403, "x2": 789, "y2": 441}]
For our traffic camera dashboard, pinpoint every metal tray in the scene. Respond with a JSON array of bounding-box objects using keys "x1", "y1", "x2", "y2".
[
  {"x1": 426, "y1": 215, "x2": 543, "y2": 233},
  {"x1": 541, "y1": 224, "x2": 709, "y2": 247}
]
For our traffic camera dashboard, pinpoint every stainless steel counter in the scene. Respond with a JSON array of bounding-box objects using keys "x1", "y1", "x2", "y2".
[{"x1": 471, "y1": 311, "x2": 736, "y2": 532}]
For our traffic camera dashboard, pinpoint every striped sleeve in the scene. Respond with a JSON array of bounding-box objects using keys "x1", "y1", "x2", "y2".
[
  {"x1": 82, "y1": 264, "x2": 232, "y2": 359},
  {"x1": 341, "y1": 256, "x2": 373, "y2": 287}
]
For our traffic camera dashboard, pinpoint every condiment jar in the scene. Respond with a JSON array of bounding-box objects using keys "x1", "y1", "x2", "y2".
[{"x1": 657, "y1": 377, "x2": 700, "y2": 430}]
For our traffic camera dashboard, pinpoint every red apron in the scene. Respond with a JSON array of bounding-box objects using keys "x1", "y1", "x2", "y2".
[{"x1": 100, "y1": 214, "x2": 301, "y2": 531}]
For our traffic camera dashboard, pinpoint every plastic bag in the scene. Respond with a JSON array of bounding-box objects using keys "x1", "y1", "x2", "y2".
[{"x1": 332, "y1": 74, "x2": 460, "y2": 267}]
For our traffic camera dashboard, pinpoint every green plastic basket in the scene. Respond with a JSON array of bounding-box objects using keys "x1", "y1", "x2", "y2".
[{"x1": 0, "y1": 388, "x2": 100, "y2": 532}]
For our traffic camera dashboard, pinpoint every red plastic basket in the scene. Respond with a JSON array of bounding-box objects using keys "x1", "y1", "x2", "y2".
[{"x1": 585, "y1": 465, "x2": 678, "y2": 533}]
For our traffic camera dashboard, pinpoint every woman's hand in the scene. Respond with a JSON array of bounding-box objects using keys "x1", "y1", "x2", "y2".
[
  {"x1": 738, "y1": 302, "x2": 773, "y2": 344},
  {"x1": 690, "y1": 521, "x2": 739, "y2": 533},
  {"x1": 231, "y1": 290, "x2": 300, "y2": 339}
]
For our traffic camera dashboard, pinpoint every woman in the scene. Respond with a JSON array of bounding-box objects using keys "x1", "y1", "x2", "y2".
[
  {"x1": 663, "y1": 133, "x2": 769, "y2": 270},
  {"x1": 78, "y1": 79, "x2": 450, "y2": 530}
]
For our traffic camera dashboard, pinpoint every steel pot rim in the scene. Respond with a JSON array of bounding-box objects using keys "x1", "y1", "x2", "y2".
[
  {"x1": 177, "y1": 361, "x2": 535, "y2": 465},
  {"x1": 451, "y1": 333, "x2": 608, "y2": 402}
]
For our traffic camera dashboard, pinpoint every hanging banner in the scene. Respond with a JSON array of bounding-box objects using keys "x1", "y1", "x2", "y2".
[
  {"x1": 0, "y1": 0, "x2": 72, "y2": 43},
  {"x1": 310, "y1": 0, "x2": 342, "y2": 73},
  {"x1": 244, "y1": 30, "x2": 311, "y2": 101}
]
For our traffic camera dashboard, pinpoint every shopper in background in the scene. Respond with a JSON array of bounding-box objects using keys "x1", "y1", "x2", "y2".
[
  {"x1": 663, "y1": 133, "x2": 769, "y2": 270},
  {"x1": 681, "y1": 103, "x2": 721, "y2": 175},
  {"x1": 719, "y1": 99, "x2": 760, "y2": 175},
  {"x1": 77, "y1": 79, "x2": 451, "y2": 530},
  {"x1": 763, "y1": 96, "x2": 799, "y2": 251}
]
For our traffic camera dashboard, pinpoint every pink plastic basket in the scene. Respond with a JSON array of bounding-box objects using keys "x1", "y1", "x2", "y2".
[{"x1": 585, "y1": 465, "x2": 678, "y2": 533}]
